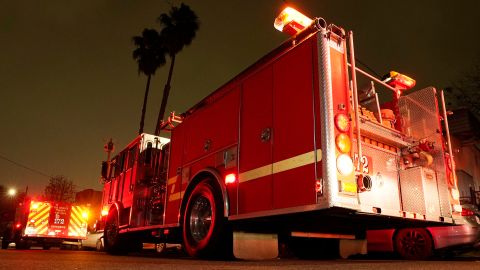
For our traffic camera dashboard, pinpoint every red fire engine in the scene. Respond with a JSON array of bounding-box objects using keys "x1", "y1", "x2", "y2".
[
  {"x1": 2, "y1": 200, "x2": 89, "y2": 250},
  {"x1": 99, "y1": 7, "x2": 461, "y2": 258}
]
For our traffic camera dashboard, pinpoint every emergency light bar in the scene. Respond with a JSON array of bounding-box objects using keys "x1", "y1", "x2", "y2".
[
  {"x1": 382, "y1": 71, "x2": 416, "y2": 91},
  {"x1": 274, "y1": 7, "x2": 313, "y2": 36}
]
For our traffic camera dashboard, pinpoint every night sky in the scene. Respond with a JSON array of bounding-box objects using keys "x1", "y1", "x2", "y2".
[{"x1": 1, "y1": 0, "x2": 479, "y2": 195}]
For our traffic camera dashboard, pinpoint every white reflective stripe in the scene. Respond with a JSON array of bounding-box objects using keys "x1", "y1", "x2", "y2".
[
  {"x1": 168, "y1": 192, "x2": 182, "y2": 202},
  {"x1": 167, "y1": 176, "x2": 177, "y2": 185},
  {"x1": 239, "y1": 149, "x2": 322, "y2": 183},
  {"x1": 238, "y1": 164, "x2": 271, "y2": 183}
]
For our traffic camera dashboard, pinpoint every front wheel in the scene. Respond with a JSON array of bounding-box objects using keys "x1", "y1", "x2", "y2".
[
  {"x1": 182, "y1": 180, "x2": 231, "y2": 258},
  {"x1": 394, "y1": 228, "x2": 433, "y2": 260},
  {"x1": 104, "y1": 210, "x2": 125, "y2": 254}
]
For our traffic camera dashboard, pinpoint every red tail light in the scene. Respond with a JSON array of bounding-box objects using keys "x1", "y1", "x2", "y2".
[
  {"x1": 461, "y1": 208, "x2": 475, "y2": 216},
  {"x1": 15, "y1": 223, "x2": 21, "y2": 229},
  {"x1": 225, "y1": 173, "x2": 237, "y2": 184},
  {"x1": 335, "y1": 113, "x2": 350, "y2": 132}
]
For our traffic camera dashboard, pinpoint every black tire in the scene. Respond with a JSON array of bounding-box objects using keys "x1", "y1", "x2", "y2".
[
  {"x1": 15, "y1": 239, "x2": 30, "y2": 250},
  {"x1": 1, "y1": 240, "x2": 9, "y2": 249},
  {"x1": 127, "y1": 238, "x2": 143, "y2": 253},
  {"x1": 394, "y1": 228, "x2": 433, "y2": 260},
  {"x1": 104, "y1": 209, "x2": 126, "y2": 254},
  {"x1": 182, "y1": 180, "x2": 232, "y2": 258}
]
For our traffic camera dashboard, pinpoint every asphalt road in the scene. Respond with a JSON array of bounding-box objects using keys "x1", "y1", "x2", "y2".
[{"x1": 1, "y1": 249, "x2": 480, "y2": 270}]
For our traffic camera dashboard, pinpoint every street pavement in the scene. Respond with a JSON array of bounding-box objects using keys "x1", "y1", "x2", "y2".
[{"x1": 1, "y1": 248, "x2": 480, "y2": 270}]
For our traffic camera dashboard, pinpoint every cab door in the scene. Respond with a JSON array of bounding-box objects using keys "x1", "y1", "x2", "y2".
[{"x1": 121, "y1": 145, "x2": 137, "y2": 209}]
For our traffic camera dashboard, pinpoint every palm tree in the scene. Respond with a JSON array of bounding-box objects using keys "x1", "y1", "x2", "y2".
[
  {"x1": 132, "y1": 28, "x2": 166, "y2": 134},
  {"x1": 154, "y1": 3, "x2": 199, "y2": 135}
]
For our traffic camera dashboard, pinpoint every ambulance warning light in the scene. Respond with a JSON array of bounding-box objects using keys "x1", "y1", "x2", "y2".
[{"x1": 274, "y1": 7, "x2": 313, "y2": 36}]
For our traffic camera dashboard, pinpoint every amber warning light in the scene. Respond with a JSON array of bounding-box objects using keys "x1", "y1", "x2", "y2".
[
  {"x1": 274, "y1": 7, "x2": 313, "y2": 36},
  {"x1": 383, "y1": 71, "x2": 416, "y2": 91}
]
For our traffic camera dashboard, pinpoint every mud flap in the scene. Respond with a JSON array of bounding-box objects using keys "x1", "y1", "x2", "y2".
[
  {"x1": 339, "y1": 239, "x2": 367, "y2": 258},
  {"x1": 233, "y1": 232, "x2": 278, "y2": 260}
]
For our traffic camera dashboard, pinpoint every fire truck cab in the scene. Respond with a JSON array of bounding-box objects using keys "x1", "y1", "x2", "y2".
[{"x1": 99, "y1": 7, "x2": 461, "y2": 259}]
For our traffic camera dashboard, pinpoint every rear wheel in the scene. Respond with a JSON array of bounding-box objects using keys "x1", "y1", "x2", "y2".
[
  {"x1": 1, "y1": 240, "x2": 9, "y2": 249},
  {"x1": 182, "y1": 180, "x2": 231, "y2": 258},
  {"x1": 15, "y1": 239, "x2": 30, "y2": 250},
  {"x1": 104, "y1": 209, "x2": 126, "y2": 254},
  {"x1": 394, "y1": 228, "x2": 433, "y2": 260}
]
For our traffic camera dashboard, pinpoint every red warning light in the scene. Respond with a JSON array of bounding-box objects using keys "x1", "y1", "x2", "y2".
[{"x1": 225, "y1": 173, "x2": 237, "y2": 184}]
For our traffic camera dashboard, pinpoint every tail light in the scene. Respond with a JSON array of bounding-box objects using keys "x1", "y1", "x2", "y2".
[
  {"x1": 336, "y1": 133, "x2": 351, "y2": 153},
  {"x1": 15, "y1": 223, "x2": 21, "y2": 229},
  {"x1": 453, "y1": 204, "x2": 462, "y2": 213},
  {"x1": 335, "y1": 112, "x2": 353, "y2": 176},
  {"x1": 337, "y1": 154, "x2": 354, "y2": 176},
  {"x1": 315, "y1": 180, "x2": 322, "y2": 193},
  {"x1": 462, "y1": 208, "x2": 475, "y2": 216},
  {"x1": 334, "y1": 113, "x2": 350, "y2": 132},
  {"x1": 451, "y1": 188, "x2": 460, "y2": 201}
]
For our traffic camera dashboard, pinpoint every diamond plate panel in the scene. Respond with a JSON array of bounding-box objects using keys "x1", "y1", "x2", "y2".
[
  {"x1": 436, "y1": 170, "x2": 452, "y2": 217},
  {"x1": 354, "y1": 142, "x2": 402, "y2": 211},
  {"x1": 399, "y1": 167, "x2": 426, "y2": 215},
  {"x1": 421, "y1": 167, "x2": 441, "y2": 218},
  {"x1": 399, "y1": 87, "x2": 451, "y2": 217}
]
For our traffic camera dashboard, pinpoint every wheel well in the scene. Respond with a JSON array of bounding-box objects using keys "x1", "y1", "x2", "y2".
[
  {"x1": 179, "y1": 169, "x2": 227, "y2": 226},
  {"x1": 107, "y1": 203, "x2": 122, "y2": 224}
]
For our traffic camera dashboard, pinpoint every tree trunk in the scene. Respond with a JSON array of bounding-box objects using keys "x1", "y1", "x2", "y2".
[
  {"x1": 139, "y1": 74, "x2": 152, "y2": 134},
  {"x1": 155, "y1": 54, "x2": 176, "y2": 135}
]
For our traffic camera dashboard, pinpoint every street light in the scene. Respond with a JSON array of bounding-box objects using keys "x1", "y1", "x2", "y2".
[{"x1": 7, "y1": 188, "x2": 17, "y2": 197}]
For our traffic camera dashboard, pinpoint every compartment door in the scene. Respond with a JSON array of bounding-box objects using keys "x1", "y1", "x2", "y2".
[
  {"x1": 272, "y1": 39, "x2": 317, "y2": 209},
  {"x1": 238, "y1": 67, "x2": 274, "y2": 214}
]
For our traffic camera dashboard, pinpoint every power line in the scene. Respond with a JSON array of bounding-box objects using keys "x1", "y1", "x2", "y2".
[
  {"x1": 355, "y1": 58, "x2": 382, "y2": 78},
  {"x1": 0, "y1": 153, "x2": 51, "y2": 179}
]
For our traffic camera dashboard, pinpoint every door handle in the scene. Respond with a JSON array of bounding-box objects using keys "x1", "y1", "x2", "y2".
[{"x1": 260, "y1": 128, "x2": 271, "y2": 142}]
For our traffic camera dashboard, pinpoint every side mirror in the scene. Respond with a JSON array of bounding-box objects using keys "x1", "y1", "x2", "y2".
[
  {"x1": 144, "y1": 142, "x2": 153, "y2": 165},
  {"x1": 101, "y1": 161, "x2": 109, "y2": 180}
]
